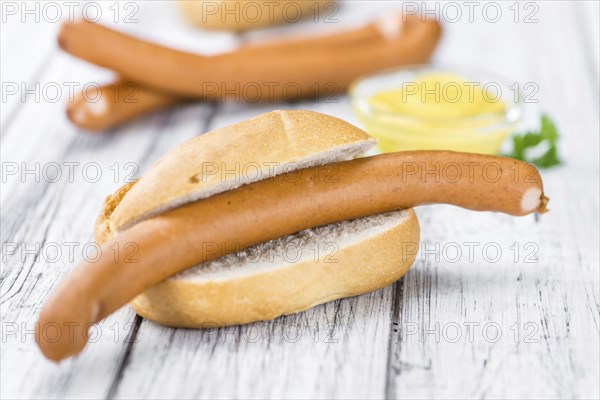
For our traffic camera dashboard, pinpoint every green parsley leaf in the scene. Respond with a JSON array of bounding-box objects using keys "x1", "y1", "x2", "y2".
[{"x1": 505, "y1": 114, "x2": 562, "y2": 168}]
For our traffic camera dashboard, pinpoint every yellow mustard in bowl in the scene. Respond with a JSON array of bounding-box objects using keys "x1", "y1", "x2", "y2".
[{"x1": 350, "y1": 67, "x2": 522, "y2": 154}]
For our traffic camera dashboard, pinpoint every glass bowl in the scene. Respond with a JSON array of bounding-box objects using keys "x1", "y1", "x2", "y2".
[{"x1": 349, "y1": 65, "x2": 523, "y2": 154}]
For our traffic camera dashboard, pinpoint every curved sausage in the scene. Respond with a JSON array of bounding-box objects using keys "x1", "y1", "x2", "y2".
[
  {"x1": 57, "y1": 15, "x2": 442, "y2": 101},
  {"x1": 36, "y1": 151, "x2": 547, "y2": 361}
]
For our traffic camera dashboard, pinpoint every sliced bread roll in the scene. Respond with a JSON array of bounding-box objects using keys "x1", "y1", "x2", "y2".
[
  {"x1": 130, "y1": 209, "x2": 419, "y2": 327},
  {"x1": 95, "y1": 110, "x2": 375, "y2": 243},
  {"x1": 95, "y1": 109, "x2": 419, "y2": 328}
]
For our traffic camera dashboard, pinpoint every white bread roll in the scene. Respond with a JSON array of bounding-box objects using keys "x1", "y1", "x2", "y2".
[
  {"x1": 131, "y1": 210, "x2": 418, "y2": 327},
  {"x1": 95, "y1": 109, "x2": 419, "y2": 328},
  {"x1": 178, "y1": 0, "x2": 334, "y2": 32},
  {"x1": 96, "y1": 110, "x2": 375, "y2": 241}
]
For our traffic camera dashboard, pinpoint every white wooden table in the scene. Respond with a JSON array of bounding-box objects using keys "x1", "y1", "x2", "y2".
[{"x1": 1, "y1": 1, "x2": 599, "y2": 398}]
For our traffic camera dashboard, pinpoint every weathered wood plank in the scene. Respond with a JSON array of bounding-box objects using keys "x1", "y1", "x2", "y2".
[
  {"x1": 1, "y1": 1, "x2": 598, "y2": 399},
  {"x1": 1, "y1": 19, "x2": 60, "y2": 132},
  {"x1": 1, "y1": 4, "x2": 230, "y2": 397},
  {"x1": 575, "y1": 1, "x2": 599, "y2": 85},
  {"x1": 386, "y1": 2, "x2": 599, "y2": 398},
  {"x1": 114, "y1": 290, "x2": 394, "y2": 399},
  {"x1": 0, "y1": 47, "x2": 211, "y2": 398}
]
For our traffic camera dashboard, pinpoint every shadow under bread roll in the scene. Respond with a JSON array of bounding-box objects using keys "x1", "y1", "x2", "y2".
[{"x1": 36, "y1": 111, "x2": 547, "y2": 361}]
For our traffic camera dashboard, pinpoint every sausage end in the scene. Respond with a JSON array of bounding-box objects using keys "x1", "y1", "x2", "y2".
[{"x1": 537, "y1": 194, "x2": 550, "y2": 214}]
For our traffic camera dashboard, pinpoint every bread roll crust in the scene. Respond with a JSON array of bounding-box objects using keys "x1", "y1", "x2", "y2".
[
  {"x1": 92, "y1": 109, "x2": 421, "y2": 328},
  {"x1": 102, "y1": 110, "x2": 374, "y2": 238},
  {"x1": 93, "y1": 109, "x2": 419, "y2": 328}
]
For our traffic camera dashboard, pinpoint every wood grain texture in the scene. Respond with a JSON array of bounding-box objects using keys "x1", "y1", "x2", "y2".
[
  {"x1": 387, "y1": 3, "x2": 600, "y2": 398},
  {"x1": 1, "y1": 1, "x2": 598, "y2": 399}
]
